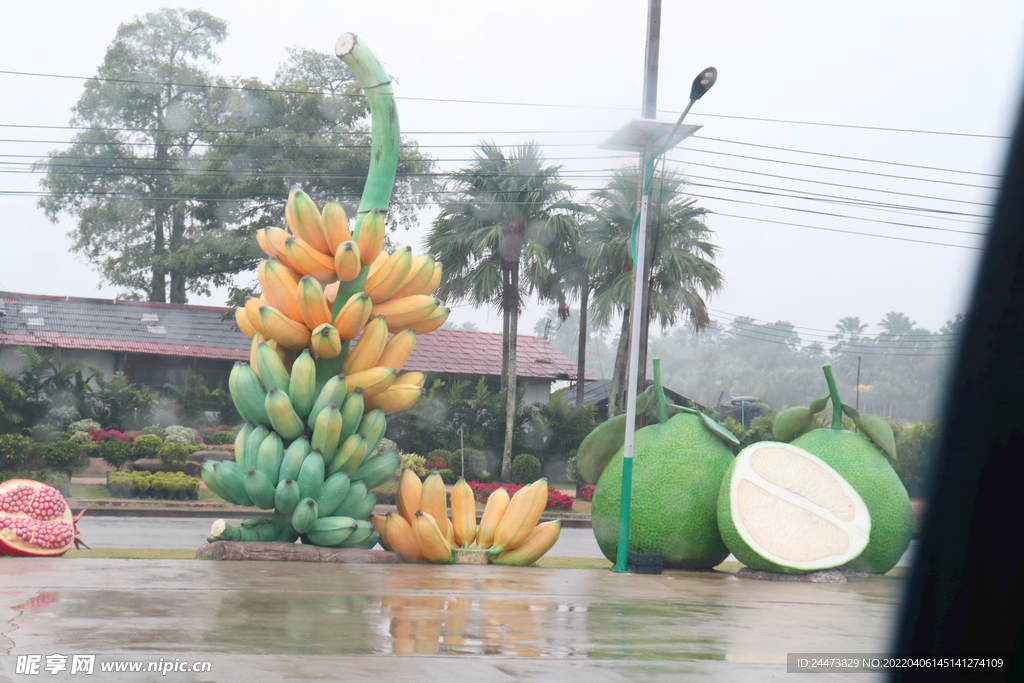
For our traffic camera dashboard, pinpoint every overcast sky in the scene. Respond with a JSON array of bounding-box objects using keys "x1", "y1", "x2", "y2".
[{"x1": 2, "y1": 0, "x2": 1023, "y2": 345}]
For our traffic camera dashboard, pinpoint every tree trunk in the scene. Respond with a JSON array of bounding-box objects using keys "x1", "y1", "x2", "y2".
[
  {"x1": 169, "y1": 200, "x2": 186, "y2": 304},
  {"x1": 608, "y1": 306, "x2": 631, "y2": 417},
  {"x1": 151, "y1": 207, "x2": 166, "y2": 303},
  {"x1": 575, "y1": 284, "x2": 589, "y2": 406},
  {"x1": 501, "y1": 263, "x2": 519, "y2": 482},
  {"x1": 500, "y1": 268, "x2": 510, "y2": 394}
]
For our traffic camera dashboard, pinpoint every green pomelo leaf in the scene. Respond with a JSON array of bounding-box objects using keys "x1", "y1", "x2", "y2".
[
  {"x1": 841, "y1": 403, "x2": 861, "y2": 419},
  {"x1": 669, "y1": 405, "x2": 740, "y2": 447},
  {"x1": 772, "y1": 406, "x2": 814, "y2": 442},
  {"x1": 851, "y1": 414, "x2": 897, "y2": 461},
  {"x1": 808, "y1": 396, "x2": 830, "y2": 414}
]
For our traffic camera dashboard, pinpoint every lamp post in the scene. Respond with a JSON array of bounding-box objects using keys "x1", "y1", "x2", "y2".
[{"x1": 600, "y1": 67, "x2": 717, "y2": 573}]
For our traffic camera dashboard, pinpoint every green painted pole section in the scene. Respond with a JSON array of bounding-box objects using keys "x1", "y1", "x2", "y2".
[
  {"x1": 335, "y1": 32, "x2": 401, "y2": 237},
  {"x1": 614, "y1": 456, "x2": 635, "y2": 572},
  {"x1": 822, "y1": 364, "x2": 843, "y2": 430}
]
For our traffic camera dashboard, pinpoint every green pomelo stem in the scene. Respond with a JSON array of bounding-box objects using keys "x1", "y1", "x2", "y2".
[
  {"x1": 335, "y1": 34, "x2": 400, "y2": 228},
  {"x1": 822, "y1": 364, "x2": 843, "y2": 430},
  {"x1": 653, "y1": 358, "x2": 668, "y2": 425}
]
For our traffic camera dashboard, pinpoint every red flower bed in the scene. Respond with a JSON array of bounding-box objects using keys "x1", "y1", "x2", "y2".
[
  {"x1": 580, "y1": 485, "x2": 594, "y2": 502},
  {"x1": 467, "y1": 481, "x2": 573, "y2": 511},
  {"x1": 88, "y1": 428, "x2": 134, "y2": 445},
  {"x1": 424, "y1": 455, "x2": 448, "y2": 470}
]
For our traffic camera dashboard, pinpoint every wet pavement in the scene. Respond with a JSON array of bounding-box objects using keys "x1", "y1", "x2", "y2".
[{"x1": 0, "y1": 558, "x2": 903, "y2": 681}]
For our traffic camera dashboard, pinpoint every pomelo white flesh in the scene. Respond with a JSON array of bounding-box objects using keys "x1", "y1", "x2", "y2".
[{"x1": 719, "y1": 442, "x2": 871, "y2": 573}]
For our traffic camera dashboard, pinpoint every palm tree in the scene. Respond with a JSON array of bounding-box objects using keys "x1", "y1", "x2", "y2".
[
  {"x1": 428, "y1": 142, "x2": 579, "y2": 480},
  {"x1": 829, "y1": 316, "x2": 869, "y2": 355},
  {"x1": 589, "y1": 167, "x2": 723, "y2": 414}
]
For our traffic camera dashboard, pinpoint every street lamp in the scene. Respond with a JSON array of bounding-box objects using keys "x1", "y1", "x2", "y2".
[{"x1": 599, "y1": 67, "x2": 717, "y2": 573}]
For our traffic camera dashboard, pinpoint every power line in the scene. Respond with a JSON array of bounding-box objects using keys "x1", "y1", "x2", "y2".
[
  {"x1": 706, "y1": 311, "x2": 960, "y2": 346},
  {"x1": 0, "y1": 68, "x2": 1009, "y2": 139},
  {"x1": 706, "y1": 306, "x2": 961, "y2": 339},
  {"x1": 714, "y1": 325, "x2": 957, "y2": 356},
  {"x1": 691, "y1": 135, "x2": 1001, "y2": 178}
]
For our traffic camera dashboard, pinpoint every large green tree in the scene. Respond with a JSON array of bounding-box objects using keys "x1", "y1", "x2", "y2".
[
  {"x1": 428, "y1": 142, "x2": 579, "y2": 480},
  {"x1": 588, "y1": 166, "x2": 724, "y2": 415},
  {"x1": 38, "y1": 9, "x2": 435, "y2": 304}
]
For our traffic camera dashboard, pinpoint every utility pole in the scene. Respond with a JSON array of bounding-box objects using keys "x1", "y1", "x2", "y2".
[{"x1": 635, "y1": 0, "x2": 662, "y2": 424}]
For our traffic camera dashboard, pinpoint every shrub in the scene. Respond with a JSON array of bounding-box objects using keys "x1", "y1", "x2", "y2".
[
  {"x1": 436, "y1": 468, "x2": 456, "y2": 485},
  {"x1": 372, "y1": 481, "x2": 399, "y2": 504},
  {"x1": 461, "y1": 448, "x2": 489, "y2": 480},
  {"x1": 98, "y1": 439, "x2": 132, "y2": 470},
  {"x1": 69, "y1": 431, "x2": 93, "y2": 446},
  {"x1": 166, "y1": 426, "x2": 200, "y2": 444},
  {"x1": 164, "y1": 434, "x2": 192, "y2": 448},
  {"x1": 375, "y1": 438, "x2": 397, "y2": 457},
  {"x1": 41, "y1": 440, "x2": 82, "y2": 470},
  {"x1": 0, "y1": 469, "x2": 69, "y2": 491},
  {"x1": 210, "y1": 430, "x2": 234, "y2": 445},
  {"x1": 425, "y1": 450, "x2": 451, "y2": 471},
  {"x1": 580, "y1": 485, "x2": 595, "y2": 502},
  {"x1": 89, "y1": 428, "x2": 134, "y2": 445},
  {"x1": 511, "y1": 454, "x2": 541, "y2": 484},
  {"x1": 132, "y1": 434, "x2": 163, "y2": 459},
  {"x1": 142, "y1": 425, "x2": 167, "y2": 440},
  {"x1": 399, "y1": 452, "x2": 427, "y2": 478},
  {"x1": 566, "y1": 455, "x2": 581, "y2": 485},
  {"x1": 107, "y1": 471, "x2": 200, "y2": 499},
  {"x1": 0, "y1": 433, "x2": 34, "y2": 469},
  {"x1": 158, "y1": 443, "x2": 190, "y2": 469},
  {"x1": 68, "y1": 419, "x2": 101, "y2": 435}
]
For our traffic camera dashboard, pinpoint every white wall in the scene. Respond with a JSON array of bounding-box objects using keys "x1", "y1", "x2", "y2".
[{"x1": 521, "y1": 380, "x2": 551, "y2": 406}]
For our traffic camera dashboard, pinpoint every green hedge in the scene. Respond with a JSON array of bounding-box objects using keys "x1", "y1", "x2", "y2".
[
  {"x1": 41, "y1": 440, "x2": 83, "y2": 470},
  {"x1": 107, "y1": 471, "x2": 201, "y2": 500},
  {"x1": 511, "y1": 454, "x2": 541, "y2": 484},
  {"x1": 0, "y1": 433, "x2": 34, "y2": 469},
  {"x1": 0, "y1": 469, "x2": 70, "y2": 492}
]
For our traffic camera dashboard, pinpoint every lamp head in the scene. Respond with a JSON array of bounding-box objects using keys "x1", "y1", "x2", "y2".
[{"x1": 689, "y1": 67, "x2": 717, "y2": 101}]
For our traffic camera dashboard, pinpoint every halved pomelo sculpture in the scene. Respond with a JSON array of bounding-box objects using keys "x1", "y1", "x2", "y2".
[
  {"x1": 779, "y1": 364, "x2": 913, "y2": 574},
  {"x1": 718, "y1": 442, "x2": 871, "y2": 573},
  {"x1": 0, "y1": 480, "x2": 88, "y2": 557}
]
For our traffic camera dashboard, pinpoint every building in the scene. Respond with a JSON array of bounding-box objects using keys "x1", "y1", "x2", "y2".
[
  {"x1": 564, "y1": 378, "x2": 703, "y2": 421},
  {"x1": 0, "y1": 291, "x2": 585, "y2": 403}
]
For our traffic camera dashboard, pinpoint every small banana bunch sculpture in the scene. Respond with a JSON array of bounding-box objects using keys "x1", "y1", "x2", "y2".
[
  {"x1": 373, "y1": 471, "x2": 562, "y2": 566},
  {"x1": 202, "y1": 33, "x2": 450, "y2": 549}
]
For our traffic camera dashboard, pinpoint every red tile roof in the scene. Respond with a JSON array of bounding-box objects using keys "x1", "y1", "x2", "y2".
[{"x1": 0, "y1": 291, "x2": 587, "y2": 380}]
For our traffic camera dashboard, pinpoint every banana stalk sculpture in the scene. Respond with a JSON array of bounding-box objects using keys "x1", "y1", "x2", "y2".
[{"x1": 205, "y1": 34, "x2": 448, "y2": 548}]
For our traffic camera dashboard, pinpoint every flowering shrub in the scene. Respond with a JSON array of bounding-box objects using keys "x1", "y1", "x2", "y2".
[
  {"x1": 89, "y1": 428, "x2": 134, "y2": 445},
  {"x1": 68, "y1": 419, "x2": 101, "y2": 435},
  {"x1": 424, "y1": 452, "x2": 449, "y2": 471},
  {"x1": 467, "y1": 481, "x2": 573, "y2": 511},
  {"x1": 580, "y1": 485, "x2": 595, "y2": 502},
  {"x1": 165, "y1": 425, "x2": 200, "y2": 444},
  {"x1": 197, "y1": 425, "x2": 234, "y2": 444}
]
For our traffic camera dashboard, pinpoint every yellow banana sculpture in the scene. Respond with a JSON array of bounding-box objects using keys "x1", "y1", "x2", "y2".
[
  {"x1": 376, "y1": 329, "x2": 416, "y2": 371},
  {"x1": 286, "y1": 187, "x2": 331, "y2": 255},
  {"x1": 390, "y1": 254, "x2": 435, "y2": 300},
  {"x1": 285, "y1": 236, "x2": 337, "y2": 282},
  {"x1": 385, "y1": 511, "x2": 422, "y2": 563},
  {"x1": 421, "y1": 262, "x2": 442, "y2": 296},
  {"x1": 259, "y1": 227, "x2": 300, "y2": 271},
  {"x1": 259, "y1": 305, "x2": 312, "y2": 351},
  {"x1": 334, "y1": 241, "x2": 362, "y2": 282},
  {"x1": 333, "y1": 292, "x2": 373, "y2": 340},
  {"x1": 450, "y1": 478, "x2": 477, "y2": 548},
  {"x1": 365, "y1": 247, "x2": 413, "y2": 304},
  {"x1": 492, "y1": 480, "x2": 548, "y2": 554},
  {"x1": 321, "y1": 200, "x2": 352, "y2": 254},
  {"x1": 345, "y1": 366, "x2": 397, "y2": 398},
  {"x1": 476, "y1": 487, "x2": 510, "y2": 549},
  {"x1": 491, "y1": 521, "x2": 561, "y2": 567},
  {"x1": 391, "y1": 306, "x2": 450, "y2": 334},
  {"x1": 235, "y1": 307, "x2": 257, "y2": 339},
  {"x1": 258, "y1": 258, "x2": 305, "y2": 323},
  {"x1": 395, "y1": 372, "x2": 425, "y2": 388},
  {"x1": 396, "y1": 468, "x2": 422, "y2": 526},
  {"x1": 244, "y1": 296, "x2": 271, "y2": 338},
  {"x1": 342, "y1": 317, "x2": 388, "y2": 374},
  {"x1": 296, "y1": 276, "x2": 334, "y2": 330},
  {"x1": 489, "y1": 483, "x2": 531, "y2": 554},
  {"x1": 356, "y1": 208, "x2": 385, "y2": 266},
  {"x1": 310, "y1": 323, "x2": 342, "y2": 359},
  {"x1": 413, "y1": 511, "x2": 454, "y2": 564},
  {"x1": 372, "y1": 296, "x2": 440, "y2": 332},
  {"x1": 420, "y1": 472, "x2": 452, "y2": 545},
  {"x1": 369, "y1": 514, "x2": 392, "y2": 551},
  {"x1": 363, "y1": 384, "x2": 424, "y2": 415}
]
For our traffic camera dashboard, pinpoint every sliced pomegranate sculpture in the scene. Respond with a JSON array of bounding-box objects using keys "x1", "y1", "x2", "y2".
[{"x1": 0, "y1": 479, "x2": 88, "y2": 556}]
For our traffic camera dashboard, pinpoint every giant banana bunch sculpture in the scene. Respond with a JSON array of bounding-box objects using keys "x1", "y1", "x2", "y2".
[
  {"x1": 203, "y1": 33, "x2": 448, "y2": 548},
  {"x1": 374, "y1": 471, "x2": 562, "y2": 566}
]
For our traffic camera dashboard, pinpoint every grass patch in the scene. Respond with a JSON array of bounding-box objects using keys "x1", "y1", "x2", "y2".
[{"x1": 62, "y1": 548, "x2": 196, "y2": 560}]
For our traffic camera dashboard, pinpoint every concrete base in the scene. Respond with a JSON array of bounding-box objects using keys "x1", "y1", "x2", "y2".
[
  {"x1": 737, "y1": 568, "x2": 847, "y2": 583},
  {"x1": 196, "y1": 541, "x2": 403, "y2": 564},
  {"x1": 454, "y1": 548, "x2": 489, "y2": 564}
]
